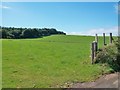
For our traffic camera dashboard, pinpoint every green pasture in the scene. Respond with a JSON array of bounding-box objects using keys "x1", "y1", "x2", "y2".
[{"x1": 2, "y1": 35, "x2": 115, "y2": 88}]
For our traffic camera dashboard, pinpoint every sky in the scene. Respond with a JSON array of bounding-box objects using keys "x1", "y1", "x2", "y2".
[{"x1": 0, "y1": 2, "x2": 119, "y2": 36}]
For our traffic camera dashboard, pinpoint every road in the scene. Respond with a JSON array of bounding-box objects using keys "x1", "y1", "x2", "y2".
[{"x1": 72, "y1": 73, "x2": 119, "y2": 88}]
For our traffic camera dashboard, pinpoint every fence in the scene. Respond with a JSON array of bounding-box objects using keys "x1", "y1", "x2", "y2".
[{"x1": 91, "y1": 33, "x2": 113, "y2": 64}]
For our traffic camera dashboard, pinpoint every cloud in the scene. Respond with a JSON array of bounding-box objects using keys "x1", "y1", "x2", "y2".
[
  {"x1": 0, "y1": 5, "x2": 11, "y2": 9},
  {"x1": 86, "y1": 26, "x2": 118, "y2": 36},
  {"x1": 114, "y1": 4, "x2": 120, "y2": 14},
  {"x1": 66, "y1": 32, "x2": 84, "y2": 35},
  {"x1": 66, "y1": 26, "x2": 118, "y2": 36}
]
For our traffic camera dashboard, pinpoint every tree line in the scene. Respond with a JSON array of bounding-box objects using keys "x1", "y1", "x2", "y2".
[{"x1": 0, "y1": 26, "x2": 66, "y2": 39}]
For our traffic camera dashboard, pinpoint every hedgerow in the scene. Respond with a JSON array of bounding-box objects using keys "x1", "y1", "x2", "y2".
[{"x1": 95, "y1": 38, "x2": 120, "y2": 71}]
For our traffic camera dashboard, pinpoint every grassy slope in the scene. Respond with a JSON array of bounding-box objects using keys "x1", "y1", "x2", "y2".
[{"x1": 2, "y1": 35, "x2": 112, "y2": 88}]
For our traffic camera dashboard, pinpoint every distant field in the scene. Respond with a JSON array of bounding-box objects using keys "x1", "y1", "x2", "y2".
[{"x1": 2, "y1": 35, "x2": 115, "y2": 88}]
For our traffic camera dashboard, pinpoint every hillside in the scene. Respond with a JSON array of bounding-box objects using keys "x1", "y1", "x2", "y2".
[{"x1": 2, "y1": 35, "x2": 112, "y2": 88}]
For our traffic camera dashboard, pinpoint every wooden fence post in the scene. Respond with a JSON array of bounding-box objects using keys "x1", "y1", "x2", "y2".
[
  {"x1": 95, "y1": 34, "x2": 98, "y2": 43},
  {"x1": 91, "y1": 42, "x2": 94, "y2": 64},
  {"x1": 94, "y1": 41, "x2": 98, "y2": 58},
  {"x1": 95, "y1": 34, "x2": 98, "y2": 49},
  {"x1": 110, "y1": 33, "x2": 112, "y2": 44},
  {"x1": 103, "y1": 33, "x2": 106, "y2": 45},
  {"x1": 91, "y1": 41, "x2": 98, "y2": 64}
]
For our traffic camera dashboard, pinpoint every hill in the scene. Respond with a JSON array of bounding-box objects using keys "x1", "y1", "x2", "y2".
[{"x1": 2, "y1": 35, "x2": 112, "y2": 88}]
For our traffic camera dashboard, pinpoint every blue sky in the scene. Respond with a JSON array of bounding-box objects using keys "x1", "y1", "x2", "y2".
[{"x1": 1, "y1": 2, "x2": 118, "y2": 35}]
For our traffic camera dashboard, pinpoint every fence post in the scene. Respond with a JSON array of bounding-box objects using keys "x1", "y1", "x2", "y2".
[
  {"x1": 103, "y1": 33, "x2": 106, "y2": 45},
  {"x1": 95, "y1": 34, "x2": 98, "y2": 43},
  {"x1": 95, "y1": 34, "x2": 98, "y2": 49},
  {"x1": 91, "y1": 42, "x2": 94, "y2": 64},
  {"x1": 110, "y1": 33, "x2": 112, "y2": 44},
  {"x1": 94, "y1": 41, "x2": 98, "y2": 58},
  {"x1": 91, "y1": 41, "x2": 98, "y2": 64}
]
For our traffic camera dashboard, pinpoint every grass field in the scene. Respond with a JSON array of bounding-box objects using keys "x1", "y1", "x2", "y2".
[{"x1": 2, "y1": 35, "x2": 113, "y2": 88}]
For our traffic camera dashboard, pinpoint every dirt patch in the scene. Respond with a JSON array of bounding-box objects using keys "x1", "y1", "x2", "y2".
[{"x1": 71, "y1": 72, "x2": 119, "y2": 88}]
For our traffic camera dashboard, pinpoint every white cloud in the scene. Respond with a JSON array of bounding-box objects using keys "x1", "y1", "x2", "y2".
[
  {"x1": 114, "y1": 4, "x2": 120, "y2": 14},
  {"x1": 67, "y1": 32, "x2": 84, "y2": 35},
  {"x1": 66, "y1": 26, "x2": 118, "y2": 36},
  {"x1": 0, "y1": 5, "x2": 11, "y2": 9},
  {"x1": 86, "y1": 26, "x2": 118, "y2": 36}
]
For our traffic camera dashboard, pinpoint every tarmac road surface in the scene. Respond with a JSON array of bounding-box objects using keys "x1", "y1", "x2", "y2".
[{"x1": 72, "y1": 73, "x2": 119, "y2": 88}]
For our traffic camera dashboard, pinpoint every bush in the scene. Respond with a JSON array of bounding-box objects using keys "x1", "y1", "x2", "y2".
[{"x1": 95, "y1": 40, "x2": 120, "y2": 71}]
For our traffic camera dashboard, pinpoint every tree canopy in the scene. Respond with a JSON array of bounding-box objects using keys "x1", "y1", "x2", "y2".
[{"x1": 0, "y1": 26, "x2": 66, "y2": 39}]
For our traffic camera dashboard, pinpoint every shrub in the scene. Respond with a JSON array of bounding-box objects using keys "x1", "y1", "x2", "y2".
[{"x1": 95, "y1": 40, "x2": 120, "y2": 71}]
